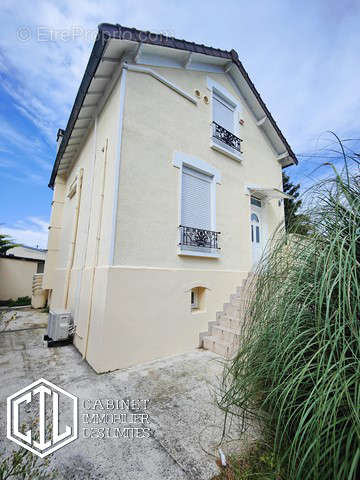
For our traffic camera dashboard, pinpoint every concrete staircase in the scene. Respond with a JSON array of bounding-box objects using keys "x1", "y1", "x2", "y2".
[
  {"x1": 201, "y1": 274, "x2": 253, "y2": 359},
  {"x1": 32, "y1": 273, "x2": 48, "y2": 309}
]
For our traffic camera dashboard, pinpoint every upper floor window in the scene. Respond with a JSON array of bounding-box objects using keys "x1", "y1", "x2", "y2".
[
  {"x1": 207, "y1": 77, "x2": 243, "y2": 162},
  {"x1": 213, "y1": 91, "x2": 235, "y2": 133}
]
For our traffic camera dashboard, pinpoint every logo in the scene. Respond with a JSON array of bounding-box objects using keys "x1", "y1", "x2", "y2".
[{"x1": 7, "y1": 378, "x2": 78, "y2": 457}]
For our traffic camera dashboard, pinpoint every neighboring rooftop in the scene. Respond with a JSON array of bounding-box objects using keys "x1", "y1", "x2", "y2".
[
  {"x1": 50, "y1": 24, "x2": 297, "y2": 188},
  {"x1": 0, "y1": 254, "x2": 45, "y2": 263},
  {"x1": 6, "y1": 245, "x2": 47, "y2": 261},
  {"x1": 18, "y1": 245, "x2": 47, "y2": 252}
]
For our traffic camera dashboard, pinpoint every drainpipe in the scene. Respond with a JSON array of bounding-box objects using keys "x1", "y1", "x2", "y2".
[
  {"x1": 109, "y1": 66, "x2": 127, "y2": 264},
  {"x1": 56, "y1": 128, "x2": 64, "y2": 152},
  {"x1": 74, "y1": 116, "x2": 98, "y2": 339},
  {"x1": 64, "y1": 168, "x2": 83, "y2": 309},
  {"x1": 83, "y1": 138, "x2": 108, "y2": 360}
]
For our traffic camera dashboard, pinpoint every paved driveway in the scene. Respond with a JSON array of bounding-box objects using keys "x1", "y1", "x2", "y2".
[{"x1": 0, "y1": 308, "x2": 237, "y2": 479}]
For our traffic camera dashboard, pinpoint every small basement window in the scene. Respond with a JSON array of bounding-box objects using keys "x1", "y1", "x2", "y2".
[
  {"x1": 191, "y1": 287, "x2": 206, "y2": 312},
  {"x1": 191, "y1": 290, "x2": 197, "y2": 308}
]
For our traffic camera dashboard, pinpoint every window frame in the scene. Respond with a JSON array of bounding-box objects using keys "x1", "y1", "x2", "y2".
[
  {"x1": 173, "y1": 152, "x2": 221, "y2": 258},
  {"x1": 207, "y1": 77, "x2": 243, "y2": 162},
  {"x1": 191, "y1": 290, "x2": 198, "y2": 309},
  {"x1": 36, "y1": 262, "x2": 44, "y2": 274},
  {"x1": 250, "y1": 196, "x2": 262, "y2": 208},
  {"x1": 212, "y1": 90, "x2": 236, "y2": 133},
  {"x1": 190, "y1": 286, "x2": 207, "y2": 312},
  {"x1": 181, "y1": 165, "x2": 213, "y2": 231}
]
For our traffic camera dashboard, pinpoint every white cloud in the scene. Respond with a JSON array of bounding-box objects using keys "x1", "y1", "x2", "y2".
[
  {"x1": 32, "y1": 156, "x2": 52, "y2": 171},
  {"x1": 0, "y1": 0, "x2": 358, "y2": 195},
  {"x1": 0, "y1": 0, "x2": 113, "y2": 145},
  {"x1": 0, "y1": 114, "x2": 51, "y2": 181},
  {"x1": 0, "y1": 157, "x2": 13, "y2": 167},
  {"x1": 0, "y1": 114, "x2": 44, "y2": 153},
  {"x1": 2, "y1": 2, "x2": 359, "y2": 153},
  {"x1": 0, "y1": 170, "x2": 47, "y2": 185},
  {"x1": 2, "y1": 217, "x2": 48, "y2": 249}
]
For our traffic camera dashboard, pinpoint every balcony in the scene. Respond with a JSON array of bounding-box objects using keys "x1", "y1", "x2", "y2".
[
  {"x1": 178, "y1": 225, "x2": 221, "y2": 258},
  {"x1": 211, "y1": 121, "x2": 243, "y2": 161}
]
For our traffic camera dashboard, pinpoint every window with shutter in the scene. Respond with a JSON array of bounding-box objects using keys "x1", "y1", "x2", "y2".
[
  {"x1": 213, "y1": 92, "x2": 234, "y2": 133},
  {"x1": 207, "y1": 77, "x2": 243, "y2": 162},
  {"x1": 181, "y1": 166, "x2": 212, "y2": 230},
  {"x1": 174, "y1": 152, "x2": 220, "y2": 257}
]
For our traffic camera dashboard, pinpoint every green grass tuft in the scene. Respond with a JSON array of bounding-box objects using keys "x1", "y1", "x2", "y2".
[{"x1": 218, "y1": 163, "x2": 360, "y2": 479}]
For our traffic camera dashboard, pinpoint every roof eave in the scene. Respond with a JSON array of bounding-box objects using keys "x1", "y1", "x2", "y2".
[
  {"x1": 49, "y1": 24, "x2": 297, "y2": 188},
  {"x1": 48, "y1": 30, "x2": 109, "y2": 189},
  {"x1": 228, "y1": 50, "x2": 297, "y2": 166},
  {"x1": 98, "y1": 25, "x2": 298, "y2": 166}
]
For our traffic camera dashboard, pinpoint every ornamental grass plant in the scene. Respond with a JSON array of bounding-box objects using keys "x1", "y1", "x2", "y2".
[{"x1": 218, "y1": 149, "x2": 360, "y2": 479}]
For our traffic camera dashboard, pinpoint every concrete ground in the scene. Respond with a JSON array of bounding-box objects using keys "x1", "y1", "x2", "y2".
[{"x1": 0, "y1": 308, "x2": 245, "y2": 480}]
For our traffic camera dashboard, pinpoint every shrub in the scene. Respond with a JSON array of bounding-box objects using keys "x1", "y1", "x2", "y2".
[
  {"x1": 0, "y1": 447, "x2": 56, "y2": 480},
  {"x1": 0, "y1": 296, "x2": 31, "y2": 307},
  {"x1": 219, "y1": 163, "x2": 360, "y2": 479}
]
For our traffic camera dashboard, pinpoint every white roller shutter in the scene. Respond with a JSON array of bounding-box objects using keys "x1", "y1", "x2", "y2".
[
  {"x1": 181, "y1": 166, "x2": 212, "y2": 230},
  {"x1": 213, "y1": 92, "x2": 234, "y2": 133}
]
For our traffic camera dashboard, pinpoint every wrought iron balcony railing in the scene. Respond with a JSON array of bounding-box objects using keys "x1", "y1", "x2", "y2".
[
  {"x1": 179, "y1": 225, "x2": 221, "y2": 250},
  {"x1": 212, "y1": 121, "x2": 242, "y2": 153}
]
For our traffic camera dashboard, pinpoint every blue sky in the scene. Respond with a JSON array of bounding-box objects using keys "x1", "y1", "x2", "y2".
[{"x1": 0, "y1": 0, "x2": 359, "y2": 247}]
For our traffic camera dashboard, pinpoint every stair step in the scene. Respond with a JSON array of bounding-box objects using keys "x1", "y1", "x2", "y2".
[
  {"x1": 234, "y1": 285, "x2": 244, "y2": 294},
  {"x1": 229, "y1": 293, "x2": 244, "y2": 306},
  {"x1": 211, "y1": 325, "x2": 241, "y2": 344},
  {"x1": 216, "y1": 315, "x2": 243, "y2": 331},
  {"x1": 223, "y1": 303, "x2": 242, "y2": 318},
  {"x1": 201, "y1": 274, "x2": 254, "y2": 358},
  {"x1": 202, "y1": 335, "x2": 238, "y2": 358}
]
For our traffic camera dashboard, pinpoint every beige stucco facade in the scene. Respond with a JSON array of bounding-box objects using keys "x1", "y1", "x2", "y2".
[
  {"x1": 0, "y1": 257, "x2": 39, "y2": 301},
  {"x1": 44, "y1": 40, "x2": 292, "y2": 373}
]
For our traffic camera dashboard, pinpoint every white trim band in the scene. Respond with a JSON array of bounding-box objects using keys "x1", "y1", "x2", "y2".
[
  {"x1": 172, "y1": 151, "x2": 221, "y2": 184},
  {"x1": 124, "y1": 64, "x2": 197, "y2": 104}
]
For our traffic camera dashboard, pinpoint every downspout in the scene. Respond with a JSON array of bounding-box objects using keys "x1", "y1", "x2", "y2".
[
  {"x1": 74, "y1": 116, "x2": 98, "y2": 340},
  {"x1": 109, "y1": 66, "x2": 127, "y2": 264},
  {"x1": 64, "y1": 168, "x2": 83, "y2": 309},
  {"x1": 83, "y1": 138, "x2": 108, "y2": 359},
  {"x1": 83, "y1": 62, "x2": 126, "y2": 359}
]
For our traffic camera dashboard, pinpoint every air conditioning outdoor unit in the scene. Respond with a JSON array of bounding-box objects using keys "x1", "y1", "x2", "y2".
[{"x1": 44, "y1": 309, "x2": 73, "y2": 347}]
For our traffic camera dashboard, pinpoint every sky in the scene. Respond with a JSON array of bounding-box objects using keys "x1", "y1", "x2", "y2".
[{"x1": 0, "y1": 0, "x2": 359, "y2": 248}]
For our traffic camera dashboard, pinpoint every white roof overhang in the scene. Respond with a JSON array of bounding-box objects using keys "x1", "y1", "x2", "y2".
[
  {"x1": 248, "y1": 187, "x2": 292, "y2": 200},
  {"x1": 52, "y1": 36, "x2": 296, "y2": 187}
]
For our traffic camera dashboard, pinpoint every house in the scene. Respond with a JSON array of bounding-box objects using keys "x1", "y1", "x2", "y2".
[
  {"x1": 43, "y1": 24, "x2": 296, "y2": 373},
  {"x1": 0, "y1": 246, "x2": 46, "y2": 302},
  {"x1": 7, "y1": 245, "x2": 47, "y2": 263}
]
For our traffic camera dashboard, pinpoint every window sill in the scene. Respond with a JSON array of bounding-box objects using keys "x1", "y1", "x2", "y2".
[
  {"x1": 211, "y1": 140, "x2": 243, "y2": 162},
  {"x1": 178, "y1": 247, "x2": 220, "y2": 258}
]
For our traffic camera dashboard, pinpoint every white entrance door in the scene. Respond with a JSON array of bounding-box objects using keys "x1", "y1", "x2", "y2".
[{"x1": 251, "y1": 207, "x2": 262, "y2": 268}]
